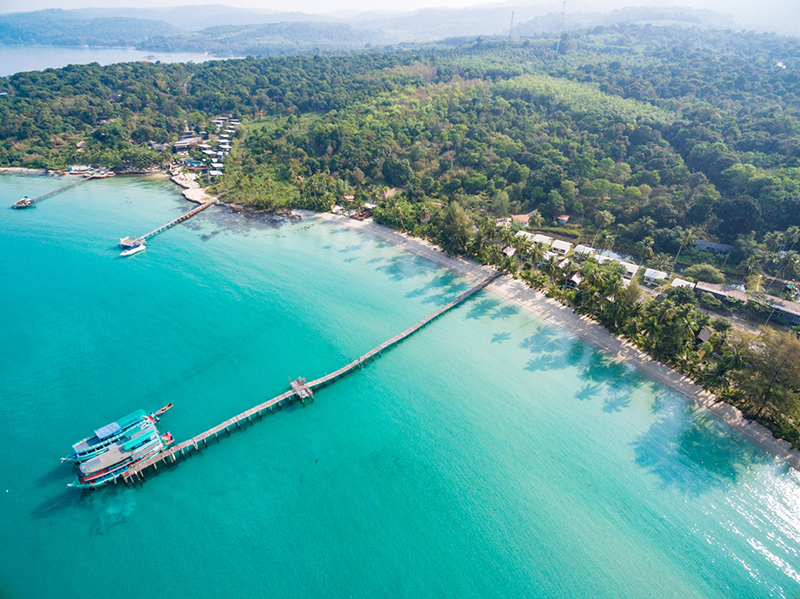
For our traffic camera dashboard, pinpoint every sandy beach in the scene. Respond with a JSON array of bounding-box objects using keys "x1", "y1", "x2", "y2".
[{"x1": 311, "y1": 211, "x2": 800, "y2": 470}]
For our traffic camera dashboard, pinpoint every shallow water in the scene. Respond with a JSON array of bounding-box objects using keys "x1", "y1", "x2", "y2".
[{"x1": 1, "y1": 173, "x2": 799, "y2": 599}]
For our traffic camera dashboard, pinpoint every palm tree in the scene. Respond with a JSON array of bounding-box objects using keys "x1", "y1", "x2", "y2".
[
  {"x1": 741, "y1": 255, "x2": 761, "y2": 285},
  {"x1": 641, "y1": 316, "x2": 662, "y2": 349},
  {"x1": 650, "y1": 253, "x2": 673, "y2": 274},
  {"x1": 528, "y1": 242, "x2": 545, "y2": 267},
  {"x1": 702, "y1": 362, "x2": 731, "y2": 391},
  {"x1": 673, "y1": 227, "x2": 695, "y2": 270},
  {"x1": 542, "y1": 255, "x2": 561, "y2": 284},
  {"x1": 722, "y1": 345, "x2": 748, "y2": 371},
  {"x1": 591, "y1": 210, "x2": 615, "y2": 248},
  {"x1": 529, "y1": 209, "x2": 544, "y2": 229},
  {"x1": 636, "y1": 236, "x2": 654, "y2": 267}
]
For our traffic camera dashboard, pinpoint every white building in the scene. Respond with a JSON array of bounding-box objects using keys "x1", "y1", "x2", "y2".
[
  {"x1": 573, "y1": 244, "x2": 595, "y2": 257},
  {"x1": 670, "y1": 278, "x2": 694, "y2": 289},
  {"x1": 532, "y1": 234, "x2": 554, "y2": 246},
  {"x1": 619, "y1": 262, "x2": 639, "y2": 281},
  {"x1": 643, "y1": 268, "x2": 668, "y2": 286},
  {"x1": 552, "y1": 240, "x2": 573, "y2": 255}
]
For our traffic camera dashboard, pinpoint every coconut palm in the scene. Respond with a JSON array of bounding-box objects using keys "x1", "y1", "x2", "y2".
[
  {"x1": 673, "y1": 227, "x2": 695, "y2": 269},
  {"x1": 641, "y1": 316, "x2": 662, "y2": 349},
  {"x1": 528, "y1": 209, "x2": 544, "y2": 229},
  {"x1": 636, "y1": 236, "x2": 654, "y2": 266}
]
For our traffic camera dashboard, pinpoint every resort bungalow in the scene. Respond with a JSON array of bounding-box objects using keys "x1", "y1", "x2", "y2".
[
  {"x1": 671, "y1": 278, "x2": 694, "y2": 289},
  {"x1": 573, "y1": 244, "x2": 595, "y2": 257},
  {"x1": 694, "y1": 281, "x2": 749, "y2": 303},
  {"x1": 566, "y1": 272, "x2": 583, "y2": 290},
  {"x1": 174, "y1": 136, "x2": 202, "y2": 150},
  {"x1": 532, "y1": 234, "x2": 554, "y2": 246},
  {"x1": 552, "y1": 240, "x2": 573, "y2": 255},
  {"x1": 695, "y1": 327, "x2": 713, "y2": 345},
  {"x1": 772, "y1": 297, "x2": 800, "y2": 325},
  {"x1": 643, "y1": 268, "x2": 669, "y2": 286},
  {"x1": 619, "y1": 262, "x2": 639, "y2": 281},
  {"x1": 502, "y1": 246, "x2": 516, "y2": 258}
]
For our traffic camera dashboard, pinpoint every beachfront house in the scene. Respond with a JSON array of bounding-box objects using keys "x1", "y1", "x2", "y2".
[
  {"x1": 552, "y1": 240, "x2": 573, "y2": 255},
  {"x1": 643, "y1": 268, "x2": 669, "y2": 286},
  {"x1": 566, "y1": 272, "x2": 583, "y2": 290}
]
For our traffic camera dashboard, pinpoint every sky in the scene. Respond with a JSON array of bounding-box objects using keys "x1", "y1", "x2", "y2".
[{"x1": 0, "y1": 0, "x2": 797, "y2": 28}]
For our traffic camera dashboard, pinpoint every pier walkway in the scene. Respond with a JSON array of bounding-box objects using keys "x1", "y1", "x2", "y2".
[
  {"x1": 122, "y1": 271, "x2": 501, "y2": 485},
  {"x1": 119, "y1": 199, "x2": 217, "y2": 248},
  {"x1": 12, "y1": 176, "x2": 93, "y2": 208}
]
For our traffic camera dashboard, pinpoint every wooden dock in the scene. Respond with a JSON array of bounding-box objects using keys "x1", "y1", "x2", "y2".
[
  {"x1": 119, "y1": 199, "x2": 217, "y2": 247},
  {"x1": 121, "y1": 271, "x2": 501, "y2": 486},
  {"x1": 12, "y1": 176, "x2": 93, "y2": 208}
]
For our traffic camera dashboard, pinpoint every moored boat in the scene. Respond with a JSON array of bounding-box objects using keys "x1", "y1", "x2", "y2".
[
  {"x1": 13, "y1": 196, "x2": 34, "y2": 209},
  {"x1": 120, "y1": 242, "x2": 146, "y2": 257},
  {"x1": 62, "y1": 404, "x2": 172, "y2": 463},
  {"x1": 68, "y1": 422, "x2": 175, "y2": 489}
]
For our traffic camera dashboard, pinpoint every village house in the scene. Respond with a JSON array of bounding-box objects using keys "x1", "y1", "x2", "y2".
[
  {"x1": 643, "y1": 268, "x2": 669, "y2": 286},
  {"x1": 551, "y1": 240, "x2": 573, "y2": 255},
  {"x1": 670, "y1": 278, "x2": 694, "y2": 289}
]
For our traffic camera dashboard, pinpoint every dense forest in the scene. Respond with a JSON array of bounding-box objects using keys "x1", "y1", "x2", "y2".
[{"x1": 3, "y1": 24, "x2": 800, "y2": 442}]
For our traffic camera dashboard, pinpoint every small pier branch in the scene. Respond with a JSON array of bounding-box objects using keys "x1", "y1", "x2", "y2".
[
  {"x1": 122, "y1": 271, "x2": 501, "y2": 485},
  {"x1": 119, "y1": 199, "x2": 217, "y2": 248},
  {"x1": 12, "y1": 175, "x2": 94, "y2": 209}
]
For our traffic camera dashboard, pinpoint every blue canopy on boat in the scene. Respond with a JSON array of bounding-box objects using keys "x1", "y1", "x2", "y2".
[{"x1": 94, "y1": 422, "x2": 122, "y2": 440}]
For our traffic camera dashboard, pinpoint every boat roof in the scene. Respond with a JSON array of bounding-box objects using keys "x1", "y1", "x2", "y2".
[
  {"x1": 80, "y1": 423, "x2": 160, "y2": 474},
  {"x1": 94, "y1": 409, "x2": 146, "y2": 440}
]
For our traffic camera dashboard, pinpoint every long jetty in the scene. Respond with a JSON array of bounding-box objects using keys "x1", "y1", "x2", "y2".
[
  {"x1": 118, "y1": 199, "x2": 217, "y2": 247},
  {"x1": 12, "y1": 176, "x2": 93, "y2": 208},
  {"x1": 122, "y1": 271, "x2": 501, "y2": 485}
]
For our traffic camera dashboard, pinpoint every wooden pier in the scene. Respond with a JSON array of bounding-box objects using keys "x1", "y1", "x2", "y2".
[
  {"x1": 121, "y1": 271, "x2": 501, "y2": 486},
  {"x1": 119, "y1": 199, "x2": 217, "y2": 248},
  {"x1": 12, "y1": 176, "x2": 93, "y2": 209}
]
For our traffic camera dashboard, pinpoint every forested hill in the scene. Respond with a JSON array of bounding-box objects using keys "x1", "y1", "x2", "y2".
[
  {"x1": 0, "y1": 9, "x2": 177, "y2": 46},
  {"x1": 2, "y1": 25, "x2": 800, "y2": 260}
]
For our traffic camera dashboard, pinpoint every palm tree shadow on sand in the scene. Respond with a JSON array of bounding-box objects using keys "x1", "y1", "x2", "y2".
[{"x1": 632, "y1": 401, "x2": 769, "y2": 495}]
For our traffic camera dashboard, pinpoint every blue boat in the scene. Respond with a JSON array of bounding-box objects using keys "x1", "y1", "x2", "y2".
[
  {"x1": 62, "y1": 404, "x2": 172, "y2": 463},
  {"x1": 68, "y1": 423, "x2": 174, "y2": 489}
]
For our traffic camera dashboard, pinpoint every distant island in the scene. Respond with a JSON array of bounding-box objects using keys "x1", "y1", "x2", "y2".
[{"x1": 2, "y1": 22, "x2": 800, "y2": 449}]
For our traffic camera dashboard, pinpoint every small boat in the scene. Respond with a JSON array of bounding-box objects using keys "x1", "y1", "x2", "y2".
[
  {"x1": 13, "y1": 196, "x2": 33, "y2": 209},
  {"x1": 154, "y1": 403, "x2": 173, "y2": 416},
  {"x1": 120, "y1": 242, "x2": 146, "y2": 257}
]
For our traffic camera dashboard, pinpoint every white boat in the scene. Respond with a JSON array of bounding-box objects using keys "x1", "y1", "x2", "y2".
[{"x1": 120, "y1": 243, "x2": 146, "y2": 257}]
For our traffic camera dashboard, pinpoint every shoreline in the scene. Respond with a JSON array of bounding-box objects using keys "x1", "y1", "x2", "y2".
[{"x1": 311, "y1": 211, "x2": 800, "y2": 471}]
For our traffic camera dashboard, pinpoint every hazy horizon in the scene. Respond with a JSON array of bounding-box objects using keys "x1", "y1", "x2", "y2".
[{"x1": 0, "y1": 0, "x2": 796, "y2": 26}]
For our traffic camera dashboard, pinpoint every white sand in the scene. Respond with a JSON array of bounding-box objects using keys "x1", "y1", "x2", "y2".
[{"x1": 311, "y1": 212, "x2": 800, "y2": 470}]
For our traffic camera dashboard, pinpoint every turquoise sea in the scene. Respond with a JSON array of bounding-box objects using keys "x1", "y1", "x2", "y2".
[{"x1": 1, "y1": 173, "x2": 799, "y2": 599}]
